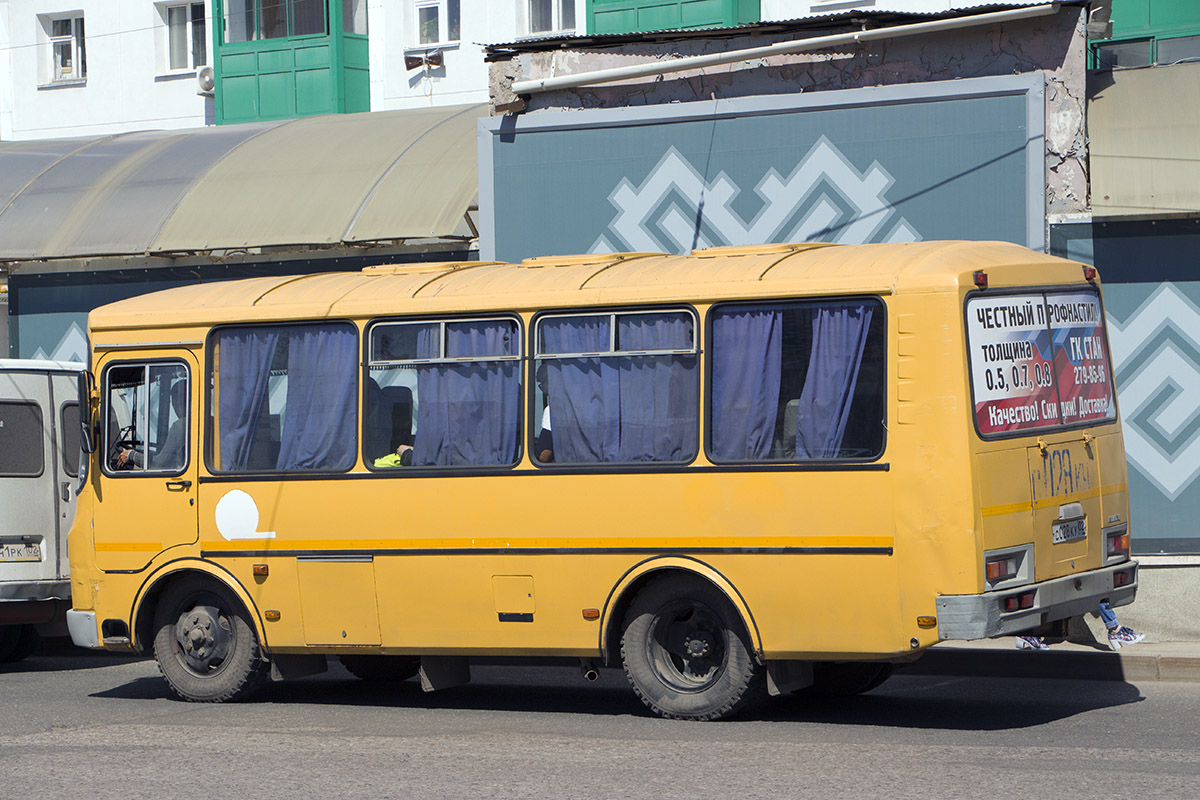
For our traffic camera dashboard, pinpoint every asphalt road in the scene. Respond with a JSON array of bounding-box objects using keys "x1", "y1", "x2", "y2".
[{"x1": 3, "y1": 643, "x2": 1199, "y2": 799}]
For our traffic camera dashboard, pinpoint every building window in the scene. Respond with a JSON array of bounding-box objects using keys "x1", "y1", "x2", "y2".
[
  {"x1": 161, "y1": 2, "x2": 207, "y2": 70},
  {"x1": 45, "y1": 15, "x2": 86, "y2": 83},
  {"x1": 528, "y1": 0, "x2": 574, "y2": 35},
  {"x1": 343, "y1": 0, "x2": 368, "y2": 34},
  {"x1": 413, "y1": 0, "x2": 459, "y2": 47},
  {"x1": 222, "y1": 0, "x2": 328, "y2": 43}
]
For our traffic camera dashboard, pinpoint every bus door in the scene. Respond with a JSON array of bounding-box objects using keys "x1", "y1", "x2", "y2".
[{"x1": 93, "y1": 354, "x2": 199, "y2": 573}]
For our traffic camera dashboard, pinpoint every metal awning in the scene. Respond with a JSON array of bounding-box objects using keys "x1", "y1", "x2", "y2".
[{"x1": 0, "y1": 104, "x2": 488, "y2": 261}]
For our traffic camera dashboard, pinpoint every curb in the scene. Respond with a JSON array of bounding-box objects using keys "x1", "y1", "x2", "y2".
[{"x1": 897, "y1": 645, "x2": 1200, "y2": 683}]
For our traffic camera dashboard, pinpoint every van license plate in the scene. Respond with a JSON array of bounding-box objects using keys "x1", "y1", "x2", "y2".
[
  {"x1": 1052, "y1": 518, "x2": 1087, "y2": 544},
  {"x1": 0, "y1": 542, "x2": 42, "y2": 562}
]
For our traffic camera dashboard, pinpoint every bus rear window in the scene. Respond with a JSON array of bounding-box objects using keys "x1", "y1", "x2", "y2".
[{"x1": 967, "y1": 289, "x2": 1116, "y2": 437}]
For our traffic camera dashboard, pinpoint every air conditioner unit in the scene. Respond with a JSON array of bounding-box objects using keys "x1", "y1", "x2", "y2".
[{"x1": 196, "y1": 65, "x2": 215, "y2": 97}]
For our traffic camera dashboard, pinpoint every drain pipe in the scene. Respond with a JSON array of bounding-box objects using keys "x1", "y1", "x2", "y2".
[{"x1": 512, "y1": 3, "x2": 1060, "y2": 95}]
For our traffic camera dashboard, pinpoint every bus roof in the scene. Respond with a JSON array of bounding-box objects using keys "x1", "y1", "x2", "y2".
[{"x1": 88, "y1": 241, "x2": 1084, "y2": 332}]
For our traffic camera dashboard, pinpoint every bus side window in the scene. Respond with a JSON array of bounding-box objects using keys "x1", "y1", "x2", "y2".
[
  {"x1": 366, "y1": 317, "x2": 520, "y2": 469},
  {"x1": 534, "y1": 309, "x2": 698, "y2": 465},
  {"x1": 709, "y1": 298, "x2": 884, "y2": 462},
  {"x1": 103, "y1": 362, "x2": 189, "y2": 474}
]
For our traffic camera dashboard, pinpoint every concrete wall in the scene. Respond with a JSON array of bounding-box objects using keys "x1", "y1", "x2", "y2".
[{"x1": 489, "y1": 6, "x2": 1090, "y2": 218}]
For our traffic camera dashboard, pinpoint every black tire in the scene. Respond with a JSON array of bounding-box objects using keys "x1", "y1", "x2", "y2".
[
  {"x1": 802, "y1": 662, "x2": 894, "y2": 697},
  {"x1": 339, "y1": 655, "x2": 420, "y2": 682},
  {"x1": 0, "y1": 625, "x2": 39, "y2": 663},
  {"x1": 152, "y1": 576, "x2": 269, "y2": 702},
  {"x1": 620, "y1": 574, "x2": 764, "y2": 720}
]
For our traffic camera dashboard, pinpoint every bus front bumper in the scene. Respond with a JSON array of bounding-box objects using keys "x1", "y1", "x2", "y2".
[
  {"x1": 66, "y1": 609, "x2": 101, "y2": 649},
  {"x1": 936, "y1": 561, "x2": 1138, "y2": 641}
]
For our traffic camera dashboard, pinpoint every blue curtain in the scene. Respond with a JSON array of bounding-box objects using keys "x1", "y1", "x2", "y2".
[
  {"x1": 412, "y1": 321, "x2": 520, "y2": 466},
  {"x1": 541, "y1": 316, "x2": 620, "y2": 462},
  {"x1": 795, "y1": 302, "x2": 874, "y2": 459},
  {"x1": 276, "y1": 324, "x2": 358, "y2": 470},
  {"x1": 616, "y1": 313, "x2": 697, "y2": 461},
  {"x1": 711, "y1": 307, "x2": 782, "y2": 461},
  {"x1": 542, "y1": 314, "x2": 696, "y2": 463},
  {"x1": 217, "y1": 328, "x2": 277, "y2": 471}
]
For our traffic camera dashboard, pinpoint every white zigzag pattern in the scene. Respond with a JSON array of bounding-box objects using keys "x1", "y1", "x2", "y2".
[
  {"x1": 591, "y1": 138, "x2": 919, "y2": 254},
  {"x1": 1108, "y1": 283, "x2": 1200, "y2": 500}
]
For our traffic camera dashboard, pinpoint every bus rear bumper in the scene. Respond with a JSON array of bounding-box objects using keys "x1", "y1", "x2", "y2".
[
  {"x1": 66, "y1": 609, "x2": 101, "y2": 649},
  {"x1": 936, "y1": 561, "x2": 1138, "y2": 641}
]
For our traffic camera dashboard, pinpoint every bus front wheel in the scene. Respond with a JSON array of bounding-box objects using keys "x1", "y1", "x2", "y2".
[
  {"x1": 152, "y1": 576, "x2": 269, "y2": 703},
  {"x1": 620, "y1": 574, "x2": 764, "y2": 720}
]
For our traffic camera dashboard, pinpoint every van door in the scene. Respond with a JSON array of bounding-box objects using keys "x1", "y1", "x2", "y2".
[
  {"x1": 93, "y1": 354, "x2": 200, "y2": 573},
  {"x1": 0, "y1": 369, "x2": 65, "y2": 603}
]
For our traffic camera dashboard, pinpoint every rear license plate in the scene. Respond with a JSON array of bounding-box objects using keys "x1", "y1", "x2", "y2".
[
  {"x1": 1052, "y1": 518, "x2": 1087, "y2": 544},
  {"x1": 0, "y1": 542, "x2": 42, "y2": 562}
]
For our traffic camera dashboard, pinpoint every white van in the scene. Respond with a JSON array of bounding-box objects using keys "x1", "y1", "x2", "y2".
[{"x1": 0, "y1": 359, "x2": 84, "y2": 662}]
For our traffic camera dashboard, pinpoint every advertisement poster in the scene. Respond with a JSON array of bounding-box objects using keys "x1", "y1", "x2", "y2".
[{"x1": 968, "y1": 291, "x2": 1115, "y2": 436}]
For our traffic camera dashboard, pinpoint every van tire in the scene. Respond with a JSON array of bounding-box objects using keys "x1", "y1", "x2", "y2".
[
  {"x1": 0, "y1": 624, "x2": 39, "y2": 662},
  {"x1": 620, "y1": 574, "x2": 764, "y2": 720},
  {"x1": 152, "y1": 576, "x2": 269, "y2": 702},
  {"x1": 339, "y1": 655, "x2": 420, "y2": 682}
]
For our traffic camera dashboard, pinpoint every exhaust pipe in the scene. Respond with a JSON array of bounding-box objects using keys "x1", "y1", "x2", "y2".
[{"x1": 579, "y1": 659, "x2": 600, "y2": 682}]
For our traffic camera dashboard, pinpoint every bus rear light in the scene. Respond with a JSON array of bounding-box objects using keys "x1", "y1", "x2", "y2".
[
  {"x1": 1107, "y1": 531, "x2": 1130, "y2": 558},
  {"x1": 1083, "y1": 265, "x2": 1097, "y2": 281},
  {"x1": 1001, "y1": 591, "x2": 1035, "y2": 613},
  {"x1": 973, "y1": 270, "x2": 988, "y2": 288},
  {"x1": 986, "y1": 556, "x2": 1018, "y2": 581},
  {"x1": 1114, "y1": 570, "x2": 1132, "y2": 587}
]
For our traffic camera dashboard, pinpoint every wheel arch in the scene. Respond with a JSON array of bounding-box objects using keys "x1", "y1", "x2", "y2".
[
  {"x1": 132, "y1": 560, "x2": 266, "y2": 655},
  {"x1": 599, "y1": 556, "x2": 763, "y2": 665}
]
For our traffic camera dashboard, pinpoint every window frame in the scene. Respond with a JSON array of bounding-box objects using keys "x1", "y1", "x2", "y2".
[
  {"x1": 531, "y1": 305, "x2": 701, "y2": 468},
  {"x1": 158, "y1": 1, "x2": 208, "y2": 74},
  {"x1": 220, "y1": 0, "x2": 329, "y2": 45},
  {"x1": 99, "y1": 359, "x2": 191, "y2": 479},
  {"x1": 524, "y1": 0, "x2": 575, "y2": 37},
  {"x1": 703, "y1": 295, "x2": 888, "y2": 467},
  {"x1": 409, "y1": 0, "x2": 460, "y2": 50},
  {"x1": 206, "y1": 319, "x2": 360, "y2": 476},
  {"x1": 42, "y1": 14, "x2": 87, "y2": 85},
  {"x1": 364, "y1": 313, "x2": 524, "y2": 474}
]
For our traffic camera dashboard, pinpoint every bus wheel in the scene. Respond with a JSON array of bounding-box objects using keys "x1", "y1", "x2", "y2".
[
  {"x1": 0, "y1": 624, "x2": 39, "y2": 663},
  {"x1": 620, "y1": 574, "x2": 764, "y2": 720},
  {"x1": 802, "y1": 662, "x2": 894, "y2": 697},
  {"x1": 152, "y1": 576, "x2": 269, "y2": 703},
  {"x1": 339, "y1": 655, "x2": 420, "y2": 682}
]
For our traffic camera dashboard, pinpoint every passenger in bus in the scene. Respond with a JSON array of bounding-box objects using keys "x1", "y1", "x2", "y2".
[
  {"x1": 534, "y1": 366, "x2": 553, "y2": 462},
  {"x1": 1016, "y1": 601, "x2": 1145, "y2": 651},
  {"x1": 373, "y1": 443, "x2": 414, "y2": 468}
]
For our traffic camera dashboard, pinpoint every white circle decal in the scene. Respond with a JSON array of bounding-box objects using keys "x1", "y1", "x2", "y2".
[{"x1": 214, "y1": 490, "x2": 276, "y2": 541}]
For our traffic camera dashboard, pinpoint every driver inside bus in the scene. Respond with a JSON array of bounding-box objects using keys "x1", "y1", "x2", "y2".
[{"x1": 114, "y1": 381, "x2": 186, "y2": 470}]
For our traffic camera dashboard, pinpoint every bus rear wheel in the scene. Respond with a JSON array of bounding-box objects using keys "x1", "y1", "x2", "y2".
[
  {"x1": 620, "y1": 574, "x2": 764, "y2": 721},
  {"x1": 152, "y1": 576, "x2": 269, "y2": 702}
]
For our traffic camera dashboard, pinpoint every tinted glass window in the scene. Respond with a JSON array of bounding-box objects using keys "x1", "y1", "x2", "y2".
[
  {"x1": 0, "y1": 401, "x2": 44, "y2": 476},
  {"x1": 61, "y1": 402, "x2": 80, "y2": 477},
  {"x1": 709, "y1": 299, "x2": 885, "y2": 462}
]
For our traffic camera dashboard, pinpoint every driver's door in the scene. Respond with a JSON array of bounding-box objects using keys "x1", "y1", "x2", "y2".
[{"x1": 93, "y1": 352, "x2": 199, "y2": 573}]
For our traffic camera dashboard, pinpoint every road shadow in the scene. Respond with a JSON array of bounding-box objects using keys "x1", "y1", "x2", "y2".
[
  {"x1": 0, "y1": 637, "x2": 148, "y2": 675},
  {"x1": 90, "y1": 661, "x2": 1145, "y2": 730}
]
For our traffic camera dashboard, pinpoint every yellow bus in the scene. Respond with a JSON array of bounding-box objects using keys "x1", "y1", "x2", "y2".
[{"x1": 65, "y1": 241, "x2": 1137, "y2": 719}]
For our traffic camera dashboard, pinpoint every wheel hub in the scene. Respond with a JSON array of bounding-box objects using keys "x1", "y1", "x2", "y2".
[
  {"x1": 175, "y1": 604, "x2": 231, "y2": 672},
  {"x1": 684, "y1": 632, "x2": 715, "y2": 659}
]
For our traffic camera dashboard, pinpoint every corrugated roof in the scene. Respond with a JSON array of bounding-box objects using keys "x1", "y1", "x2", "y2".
[
  {"x1": 0, "y1": 104, "x2": 488, "y2": 261},
  {"x1": 89, "y1": 240, "x2": 1073, "y2": 332},
  {"x1": 483, "y1": 3, "x2": 1063, "y2": 51}
]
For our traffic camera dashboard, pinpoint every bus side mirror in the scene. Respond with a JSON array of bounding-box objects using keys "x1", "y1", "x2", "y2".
[{"x1": 78, "y1": 370, "x2": 97, "y2": 454}]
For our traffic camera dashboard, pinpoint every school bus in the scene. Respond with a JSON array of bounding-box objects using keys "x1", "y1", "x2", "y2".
[{"x1": 65, "y1": 241, "x2": 1136, "y2": 719}]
